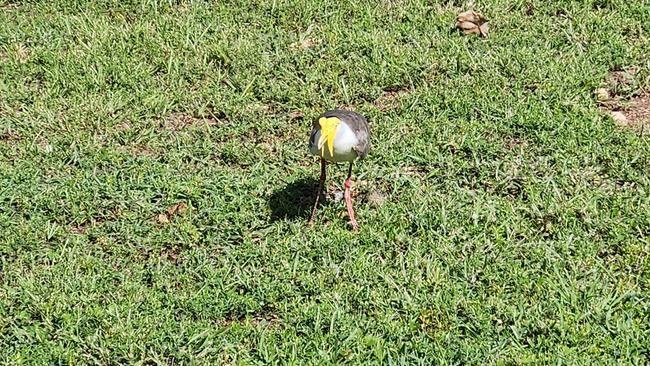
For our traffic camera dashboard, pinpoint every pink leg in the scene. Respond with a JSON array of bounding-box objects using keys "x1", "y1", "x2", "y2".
[
  {"x1": 308, "y1": 158, "x2": 326, "y2": 225},
  {"x1": 344, "y1": 163, "x2": 359, "y2": 232}
]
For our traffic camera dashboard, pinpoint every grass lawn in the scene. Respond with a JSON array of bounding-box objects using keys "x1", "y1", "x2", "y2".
[{"x1": 1, "y1": 0, "x2": 650, "y2": 364}]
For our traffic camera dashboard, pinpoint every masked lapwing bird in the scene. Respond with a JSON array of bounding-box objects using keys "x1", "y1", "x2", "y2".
[{"x1": 308, "y1": 109, "x2": 370, "y2": 231}]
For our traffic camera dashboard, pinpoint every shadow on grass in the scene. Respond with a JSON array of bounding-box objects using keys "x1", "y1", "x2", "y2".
[{"x1": 269, "y1": 177, "x2": 320, "y2": 222}]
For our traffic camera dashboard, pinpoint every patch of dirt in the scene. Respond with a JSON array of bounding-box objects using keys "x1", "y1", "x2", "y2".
[
  {"x1": 115, "y1": 122, "x2": 131, "y2": 131},
  {"x1": 37, "y1": 137, "x2": 52, "y2": 153},
  {"x1": 403, "y1": 165, "x2": 428, "y2": 177},
  {"x1": 596, "y1": 67, "x2": 639, "y2": 108},
  {"x1": 596, "y1": 67, "x2": 648, "y2": 134},
  {"x1": 166, "y1": 202, "x2": 188, "y2": 216},
  {"x1": 608, "y1": 68, "x2": 638, "y2": 87},
  {"x1": 250, "y1": 313, "x2": 281, "y2": 328},
  {"x1": 606, "y1": 94, "x2": 650, "y2": 133},
  {"x1": 621, "y1": 94, "x2": 650, "y2": 126},
  {"x1": 374, "y1": 87, "x2": 411, "y2": 111},
  {"x1": 162, "y1": 112, "x2": 221, "y2": 131}
]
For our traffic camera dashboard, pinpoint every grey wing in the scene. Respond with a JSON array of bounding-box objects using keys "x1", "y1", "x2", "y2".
[
  {"x1": 349, "y1": 113, "x2": 370, "y2": 158},
  {"x1": 353, "y1": 121, "x2": 370, "y2": 158}
]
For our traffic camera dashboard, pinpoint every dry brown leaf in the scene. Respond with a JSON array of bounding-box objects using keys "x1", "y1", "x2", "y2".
[
  {"x1": 157, "y1": 213, "x2": 170, "y2": 224},
  {"x1": 456, "y1": 10, "x2": 489, "y2": 37},
  {"x1": 15, "y1": 43, "x2": 29, "y2": 62},
  {"x1": 116, "y1": 122, "x2": 131, "y2": 131},
  {"x1": 594, "y1": 88, "x2": 611, "y2": 103},
  {"x1": 290, "y1": 38, "x2": 319, "y2": 50},
  {"x1": 167, "y1": 202, "x2": 188, "y2": 216}
]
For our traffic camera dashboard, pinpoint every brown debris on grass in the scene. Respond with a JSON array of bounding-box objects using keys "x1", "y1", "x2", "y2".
[
  {"x1": 612, "y1": 94, "x2": 650, "y2": 133},
  {"x1": 0, "y1": 3, "x2": 19, "y2": 10},
  {"x1": 374, "y1": 87, "x2": 411, "y2": 111},
  {"x1": 157, "y1": 202, "x2": 189, "y2": 224},
  {"x1": 162, "y1": 112, "x2": 221, "y2": 131},
  {"x1": 15, "y1": 43, "x2": 29, "y2": 62},
  {"x1": 289, "y1": 38, "x2": 319, "y2": 50},
  {"x1": 167, "y1": 202, "x2": 188, "y2": 216},
  {"x1": 0, "y1": 131, "x2": 21, "y2": 143},
  {"x1": 596, "y1": 68, "x2": 639, "y2": 109},
  {"x1": 288, "y1": 110, "x2": 304, "y2": 120},
  {"x1": 596, "y1": 67, "x2": 648, "y2": 134},
  {"x1": 504, "y1": 137, "x2": 527, "y2": 150},
  {"x1": 456, "y1": 10, "x2": 489, "y2": 37},
  {"x1": 160, "y1": 245, "x2": 182, "y2": 264}
]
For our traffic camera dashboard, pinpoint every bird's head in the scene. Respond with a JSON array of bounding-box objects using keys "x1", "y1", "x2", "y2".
[{"x1": 317, "y1": 116, "x2": 340, "y2": 157}]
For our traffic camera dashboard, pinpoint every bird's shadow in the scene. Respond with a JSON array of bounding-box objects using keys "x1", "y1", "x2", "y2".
[{"x1": 269, "y1": 177, "x2": 322, "y2": 222}]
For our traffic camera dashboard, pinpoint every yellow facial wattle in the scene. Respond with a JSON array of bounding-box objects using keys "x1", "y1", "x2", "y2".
[{"x1": 317, "y1": 117, "x2": 339, "y2": 157}]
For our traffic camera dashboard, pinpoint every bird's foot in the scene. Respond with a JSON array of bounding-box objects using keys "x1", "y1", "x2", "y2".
[{"x1": 349, "y1": 219, "x2": 359, "y2": 232}]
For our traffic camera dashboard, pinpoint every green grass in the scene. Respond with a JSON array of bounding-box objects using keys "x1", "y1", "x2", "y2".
[{"x1": 1, "y1": 0, "x2": 650, "y2": 364}]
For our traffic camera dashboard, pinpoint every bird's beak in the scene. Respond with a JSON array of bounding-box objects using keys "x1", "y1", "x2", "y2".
[{"x1": 318, "y1": 117, "x2": 339, "y2": 157}]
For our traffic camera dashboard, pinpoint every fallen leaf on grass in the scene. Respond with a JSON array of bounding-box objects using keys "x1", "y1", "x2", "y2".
[
  {"x1": 456, "y1": 10, "x2": 489, "y2": 37},
  {"x1": 15, "y1": 43, "x2": 29, "y2": 62},
  {"x1": 167, "y1": 202, "x2": 188, "y2": 216},
  {"x1": 156, "y1": 213, "x2": 170, "y2": 224},
  {"x1": 594, "y1": 88, "x2": 611, "y2": 103},
  {"x1": 156, "y1": 202, "x2": 188, "y2": 224},
  {"x1": 290, "y1": 38, "x2": 319, "y2": 50}
]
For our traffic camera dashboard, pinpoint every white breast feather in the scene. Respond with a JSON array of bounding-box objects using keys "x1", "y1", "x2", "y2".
[{"x1": 309, "y1": 122, "x2": 359, "y2": 162}]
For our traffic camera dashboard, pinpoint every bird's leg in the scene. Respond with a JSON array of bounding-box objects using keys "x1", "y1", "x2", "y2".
[
  {"x1": 344, "y1": 162, "x2": 359, "y2": 232},
  {"x1": 308, "y1": 158, "x2": 326, "y2": 225}
]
